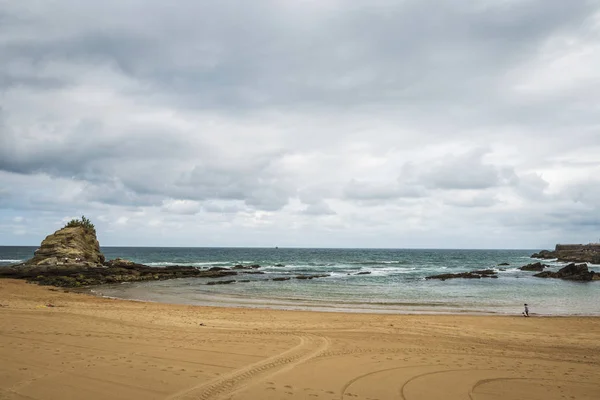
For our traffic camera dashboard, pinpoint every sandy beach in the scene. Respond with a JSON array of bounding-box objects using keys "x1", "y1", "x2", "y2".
[{"x1": 1, "y1": 279, "x2": 599, "y2": 400}]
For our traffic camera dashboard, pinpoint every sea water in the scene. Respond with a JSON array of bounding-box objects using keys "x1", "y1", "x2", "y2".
[{"x1": 2, "y1": 246, "x2": 599, "y2": 315}]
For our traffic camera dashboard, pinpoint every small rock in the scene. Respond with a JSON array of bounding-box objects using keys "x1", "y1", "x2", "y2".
[{"x1": 520, "y1": 262, "x2": 548, "y2": 271}]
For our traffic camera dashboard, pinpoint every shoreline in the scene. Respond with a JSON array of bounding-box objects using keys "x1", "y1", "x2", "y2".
[
  {"x1": 2, "y1": 279, "x2": 600, "y2": 399},
  {"x1": 83, "y1": 280, "x2": 600, "y2": 317}
]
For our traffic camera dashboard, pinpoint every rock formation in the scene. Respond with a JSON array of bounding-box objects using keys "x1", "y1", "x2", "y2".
[
  {"x1": 26, "y1": 225, "x2": 105, "y2": 267},
  {"x1": 426, "y1": 269, "x2": 498, "y2": 281},
  {"x1": 295, "y1": 274, "x2": 330, "y2": 280},
  {"x1": 519, "y1": 262, "x2": 549, "y2": 271},
  {"x1": 534, "y1": 263, "x2": 600, "y2": 281},
  {"x1": 532, "y1": 244, "x2": 600, "y2": 264},
  {"x1": 0, "y1": 221, "x2": 239, "y2": 287}
]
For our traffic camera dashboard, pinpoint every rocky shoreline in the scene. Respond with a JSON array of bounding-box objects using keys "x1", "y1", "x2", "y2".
[
  {"x1": 0, "y1": 259, "x2": 243, "y2": 287},
  {"x1": 0, "y1": 224, "x2": 237, "y2": 287},
  {"x1": 0, "y1": 222, "x2": 337, "y2": 288},
  {"x1": 3, "y1": 223, "x2": 600, "y2": 287}
]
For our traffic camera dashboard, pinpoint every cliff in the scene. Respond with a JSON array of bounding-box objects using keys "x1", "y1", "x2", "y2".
[
  {"x1": 26, "y1": 225, "x2": 105, "y2": 267},
  {"x1": 531, "y1": 244, "x2": 600, "y2": 264}
]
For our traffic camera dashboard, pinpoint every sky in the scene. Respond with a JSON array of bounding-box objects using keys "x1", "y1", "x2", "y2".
[{"x1": 1, "y1": 0, "x2": 599, "y2": 249}]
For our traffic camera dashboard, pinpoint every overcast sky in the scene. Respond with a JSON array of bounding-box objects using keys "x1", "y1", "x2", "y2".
[{"x1": 1, "y1": 0, "x2": 599, "y2": 248}]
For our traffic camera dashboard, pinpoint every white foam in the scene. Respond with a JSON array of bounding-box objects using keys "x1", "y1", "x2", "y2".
[{"x1": 0, "y1": 259, "x2": 21, "y2": 263}]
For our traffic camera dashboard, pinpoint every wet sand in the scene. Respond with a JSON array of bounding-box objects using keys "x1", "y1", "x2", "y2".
[{"x1": 1, "y1": 279, "x2": 599, "y2": 400}]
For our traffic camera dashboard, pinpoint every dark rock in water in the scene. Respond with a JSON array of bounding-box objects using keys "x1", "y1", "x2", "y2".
[
  {"x1": 272, "y1": 277, "x2": 291, "y2": 281},
  {"x1": 232, "y1": 264, "x2": 261, "y2": 269},
  {"x1": 206, "y1": 280, "x2": 236, "y2": 285},
  {"x1": 520, "y1": 262, "x2": 548, "y2": 271},
  {"x1": 208, "y1": 267, "x2": 229, "y2": 271},
  {"x1": 534, "y1": 263, "x2": 598, "y2": 281},
  {"x1": 273, "y1": 264, "x2": 285, "y2": 267},
  {"x1": 295, "y1": 274, "x2": 330, "y2": 280},
  {"x1": 471, "y1": 269, "x2": 496, "y2": 275},
  {"x1": 241, "y1": 271, "x2": 265, "y2": 275},
  {"x1": 356, "y1": 271, "x2": 372, "y2": 275},
  {"x1": 497, "y1": 263, "x2": 510, "y2": 266},
  {"x1": 532, "y1": 244, "x2": 600, "y2": 264},
  {"x1": 426, "y1": 269, "x2": 498, "y2": 281},
  {"x1": 238, "y1": 280, "x2": 251, "y2": 283}
]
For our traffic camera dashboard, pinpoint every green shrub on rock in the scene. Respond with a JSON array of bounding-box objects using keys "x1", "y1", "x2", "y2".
[{"x1": 65, "y1": 215, "x2": 96, "y2": 233}]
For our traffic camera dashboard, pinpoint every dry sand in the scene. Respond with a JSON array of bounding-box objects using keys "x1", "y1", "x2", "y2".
[{"x1": 1, "y1": 279, "x2": 599, "y2": 400}]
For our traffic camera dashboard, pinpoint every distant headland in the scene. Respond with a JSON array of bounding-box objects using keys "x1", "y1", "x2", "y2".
[{"x1": 532, "y1": 243, "x2": 600, "y2": 264}]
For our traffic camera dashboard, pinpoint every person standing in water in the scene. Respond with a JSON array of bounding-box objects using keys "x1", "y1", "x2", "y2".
[{"x1": 523, "y1": 303, "x2": 529, "y2": 317}]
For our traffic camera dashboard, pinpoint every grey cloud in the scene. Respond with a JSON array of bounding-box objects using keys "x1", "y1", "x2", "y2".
[
  {"x1": 302, "y1": 201, "x2": 336, "y2": 216},
  {"x1": 513, "y1": 173, "x2": 549, "y2": 200},
  {"x1": 202, "y1": 201, "x2": 243, "y2": 214},
  {"x1": 343, "y1": 179, "x2": 425, "y2": 201},
  {"x1": 1, "y1": 0, "x2": 595, "y2": 114},
  {"x1": 411, "y1": 148, "x2": 517, "y2": 190},
  {"x1": 443, "y1": 193, "x2": 499, "y2": 208},
  {"x1": 161, "y1": 199, "x2": 202, "y2": 215}
]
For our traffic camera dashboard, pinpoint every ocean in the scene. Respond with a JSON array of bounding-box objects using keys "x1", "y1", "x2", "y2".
[{"x1": 2, "y1": 246, "x2": 599, "y2": 316}]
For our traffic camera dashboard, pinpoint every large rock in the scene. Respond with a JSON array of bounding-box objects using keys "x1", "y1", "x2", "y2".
[
  {"x1": 27, "y1": 226, "x2": 105, "y2": 267},
  {"x1": 534, "y1": 263, "x2": 598, "y2": 281}
]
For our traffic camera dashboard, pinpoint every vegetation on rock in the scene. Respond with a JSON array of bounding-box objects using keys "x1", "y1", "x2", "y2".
[{"x1": 64, "y1": 215, "x2": 96, "y2": 233}]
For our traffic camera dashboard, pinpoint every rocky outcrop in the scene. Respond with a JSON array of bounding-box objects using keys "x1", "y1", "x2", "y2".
[
  {"x1": 534, "y1": 263, "x2": 600, "y2": 281},
  {"x1": 208, "y1": 267, "x2": 230, "y2": 271},
  {"x1": 426, "y1": 269, "x2": 498, "y2": 281},
  {"x1": 232, "y1": 265, "x2": 261, "y2": 270},
  {"x1": 520, "y1": 262, "x2": 549, "y2": 271},
  {"x1": 0, "y1": 223, "x2": 242, "y2": 287},
  {"x1": 206, "y1": 280, "x2": 236, "y2": 285},
  {"x1": 532, "y1": 244, "x2": 600, "y2": 264},
  {"x1": 0, "y1": 261, "x2": 238, "y2": 287},
  {"x1": 25, "y1": 226, "x2": 105, "y2": 267},
  {"x1": 295, "y1": 274, "x2": 330, "y2": 280},
  {"x1": 104, "y1": 258, "x2": 135, "y2": 268}
]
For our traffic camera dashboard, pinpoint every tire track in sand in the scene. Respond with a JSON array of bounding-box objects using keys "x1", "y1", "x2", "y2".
[{"x1": 168, "y1": 333, "x2": 330, "y2": 400}]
